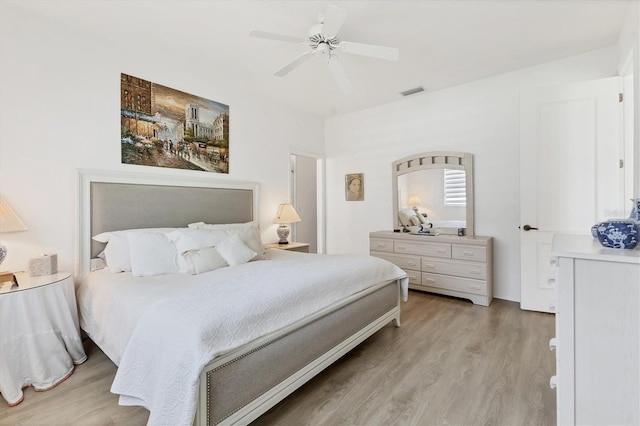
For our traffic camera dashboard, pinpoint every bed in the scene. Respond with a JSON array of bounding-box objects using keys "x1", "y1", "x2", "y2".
[{"x1": 75, "y1": 169, "x2": 408, "y2": 426}]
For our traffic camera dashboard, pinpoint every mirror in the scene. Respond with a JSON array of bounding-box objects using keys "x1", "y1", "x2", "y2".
[{"x1": 392, "y1": 151, "x2": 474, "y2": 236}]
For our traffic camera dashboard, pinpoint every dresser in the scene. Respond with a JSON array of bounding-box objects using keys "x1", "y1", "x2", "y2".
[
  {"x1": 369, "y1": 231, "x2": 493, "y2": 306},
  {"x1": 550, "y1": 234, "x2": 640, "y2": 425}
]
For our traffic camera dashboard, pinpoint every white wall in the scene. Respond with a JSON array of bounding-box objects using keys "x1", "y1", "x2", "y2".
[
  {"x1": 325, "y1": 47, "x2": 620, "y2": 302},
  {"x1": 0, "y1": 4, "x2": 324, "y2": 274}
]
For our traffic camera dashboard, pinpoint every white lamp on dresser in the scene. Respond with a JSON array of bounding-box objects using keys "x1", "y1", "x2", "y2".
[{"x1": 408, "y1": 195, "x2": 422, "y2": 214}]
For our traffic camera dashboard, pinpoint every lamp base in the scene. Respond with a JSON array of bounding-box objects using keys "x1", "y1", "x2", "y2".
[{"x1": 276, "y1": 224, "x2": 290, "y2": 244}]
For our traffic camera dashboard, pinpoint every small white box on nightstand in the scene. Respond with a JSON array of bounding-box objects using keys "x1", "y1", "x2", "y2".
[{"x1": 29, "y1": 254, "x2": 58, "y2": 276}]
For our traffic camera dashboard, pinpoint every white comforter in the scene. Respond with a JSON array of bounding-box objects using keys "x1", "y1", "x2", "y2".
[{"x1": 79, "y1": 250, "x2": 407, "y2": 425}]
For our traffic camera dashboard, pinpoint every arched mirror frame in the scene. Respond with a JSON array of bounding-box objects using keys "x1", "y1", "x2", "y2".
[{"x1": 392, "y1": 151, "x2": 474, "y2": 237}]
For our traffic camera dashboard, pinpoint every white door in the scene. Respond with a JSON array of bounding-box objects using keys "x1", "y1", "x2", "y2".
[{"x1": 520, "y1": 77, "x2": 624, "y2": 312}]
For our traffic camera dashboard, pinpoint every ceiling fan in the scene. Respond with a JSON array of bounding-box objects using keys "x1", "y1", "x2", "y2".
[{"x1": 249, "y1": 4, "x2": 399, "y2": 94}]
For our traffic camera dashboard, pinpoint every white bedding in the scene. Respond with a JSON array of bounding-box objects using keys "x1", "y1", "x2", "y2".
[{"x1": 77, "y1": 249, "x2": 407, "y2": 425}]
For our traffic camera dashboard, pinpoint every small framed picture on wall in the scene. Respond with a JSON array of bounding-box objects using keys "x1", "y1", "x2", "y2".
[{"x1": 345, "y1": 173, "x2": 364, "y2": 201}]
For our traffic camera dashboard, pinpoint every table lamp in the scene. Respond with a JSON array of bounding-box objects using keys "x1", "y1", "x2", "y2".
[
  {"x1": 273, "y1": 203, "x2": 301, "y2": 244},
  {"x1": 0, "y1": 195, "x2": 27, "y2": 283},
  {"x1": 408, "y1": 195, "x2": 422, "y2": 214}
]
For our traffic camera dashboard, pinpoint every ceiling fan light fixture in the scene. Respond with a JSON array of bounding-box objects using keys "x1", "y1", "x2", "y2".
[
  {"x1": 249, "y1": 4, "x2": 399, "y2": 92},
  {"x1": 400, "y1": 86, "x2": 425, "y2": 97}
]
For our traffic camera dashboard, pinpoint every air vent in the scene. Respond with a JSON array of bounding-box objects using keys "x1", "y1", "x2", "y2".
[{"x1": 400, "y1": 86, "x2": 425, "y2": 97}]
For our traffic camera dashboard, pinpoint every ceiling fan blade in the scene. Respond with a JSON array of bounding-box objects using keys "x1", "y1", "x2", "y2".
[
  {"x1": 274, "y1": 51, "x2": 314, "y2": 77},
  {"x1": 321, "y1": 5, "x2": 347, "y2": 37},
  {"x1": 340, "y1": 41, "x2": 399, "y2": 61},
  {"x1": 328, "y1": 56, "x2": 353, "y2": 94},
  {"x1": 249, "y1": 30, "x2": 305, "y2": 44}
]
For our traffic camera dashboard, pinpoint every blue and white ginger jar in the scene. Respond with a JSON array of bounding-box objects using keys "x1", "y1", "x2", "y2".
[{"x1": 592, "y1": 219, "x2": 639, "y2": 249}]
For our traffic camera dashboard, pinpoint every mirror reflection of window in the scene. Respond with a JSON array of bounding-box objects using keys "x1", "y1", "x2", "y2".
[{"x1": 444, "y1": 169, "x2": 466, "y2": 206}]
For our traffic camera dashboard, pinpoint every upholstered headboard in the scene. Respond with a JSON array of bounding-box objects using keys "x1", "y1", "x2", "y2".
[{"x1": 76, "y1": 169, "x2": 259, "y2": 280}]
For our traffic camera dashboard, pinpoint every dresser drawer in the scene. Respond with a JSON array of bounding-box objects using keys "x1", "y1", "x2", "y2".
[
  {"x1": 451, "y1": 244, "x2": 487, "y2": 262},
  {"x1": 405, "y1": 269, "x2": 422, "y2": 286},
  {"x1": 370, "y1": 238, "x2": 394, "y2": 253},
  {"x1": 371, "y1": 252, "x2": 421, "y2": 271},
  {"x1": 395, "y1": 241, "x2": 451, "y2": 258},
  {"x1": 421, "y1": 257, "x2": 487, "y2": 280},
  {"x1": 421, "y1": 272, "x2": 487, "y2": 296}
]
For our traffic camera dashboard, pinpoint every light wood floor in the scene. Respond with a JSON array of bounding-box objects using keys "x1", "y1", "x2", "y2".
[{"x1": 2, "y1": 291, "x2": 556, "y2": 425}]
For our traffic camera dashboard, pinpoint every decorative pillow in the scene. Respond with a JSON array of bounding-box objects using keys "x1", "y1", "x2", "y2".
[
  {"x1": 92, "y1": 228, "x2": 180, "y2": 272},
  {"x1": 168, "y1": 228, "x2": 229, "y2": 254},
  {"x1": 127, "y1": 232, "x2": 180, "y2": 277},
  {"x1": 409, "y1": 215, "x2": 422, "y2": 226},
  {"x1": 398, "y1": 208, "x2": 417, "y2": 227},
  {"x1": 187, "y1": 222, "x2": 265, "y2": 259},
  {"x1": 182, "y1": 246, "x2": 227, "y2": 274},
  {"x1": 215, "y1": 234, "x2": 257, "y2": 266}
]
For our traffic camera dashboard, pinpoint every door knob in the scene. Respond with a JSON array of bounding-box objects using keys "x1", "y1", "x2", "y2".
[{"x1": 521, "y1": 224, "x2": 538, "y2": 231}]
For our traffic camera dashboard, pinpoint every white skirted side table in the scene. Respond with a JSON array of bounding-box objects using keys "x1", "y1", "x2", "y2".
[{"x1": 0, "y1": 272, "x2": 87, "y2": 406}]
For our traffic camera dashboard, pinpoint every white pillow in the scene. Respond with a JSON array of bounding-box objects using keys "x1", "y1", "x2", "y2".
[
  {"x1": 128, "y1": 232, "x2": 180, "y2": 277},
  {"x1": 168, "y1": 228, "x2": 229, "y2": 253},
  {"x1": 398, "y1": 209, "x2": 418, "y2": 227},
  {"x1": 182, "y1": 246, "x2": 227, "y2": 274},
  {"x1": 167, "y1": 229, "x2": 229, "y2": 272},
  {"x1": 187, "y1": 222, "x2": 265, "y2": 259},
  {"x1": 92, "y1": 228, "x2": 180, "y2": 272},
  {"x1": 215, "y1": 234, "x2": 257, "y2": 266}
]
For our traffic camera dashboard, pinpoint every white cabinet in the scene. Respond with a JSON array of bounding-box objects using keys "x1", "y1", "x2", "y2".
[
  {"x1": 370, "y1": 231, "x2": 493, "y2": 306},
  {"x1": 551, "y1": 234, "x2": 640, "y2": 425}
]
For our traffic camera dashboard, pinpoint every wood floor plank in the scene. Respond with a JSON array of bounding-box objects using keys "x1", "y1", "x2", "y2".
[{"x1": 1, "y1": 291, "x2": 556, "y2": 425}]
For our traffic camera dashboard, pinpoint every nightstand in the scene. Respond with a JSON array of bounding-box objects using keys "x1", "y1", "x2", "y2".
[
  {"x1": 264, "y1": 242, "x2": 310, "y2": 253},
  {"x1": 0, "y1": 272, "x2": 87, "y2": 406}
]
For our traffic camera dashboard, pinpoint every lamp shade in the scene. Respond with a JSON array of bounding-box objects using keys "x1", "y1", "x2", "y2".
[
  {"x1": 408, "y1": 195, "x2": 422, "y2": 207},
  {"x1": 273, "y1": 204, "x2": 301, "y2": 224},
  {"x1": 0, "y1": 196, "x2": 27, "y2": 233}
]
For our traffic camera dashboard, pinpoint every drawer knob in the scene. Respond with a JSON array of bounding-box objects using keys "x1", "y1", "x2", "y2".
[
  {"x1": 408, "y1": 262, "x2": 417, "y2": 267},
  {"x1": 397, "y1": 246, "x2": 406, "y2": 251},
  {"x1": 470, "y1": 269, "x2": 481, "y2": 275},
  {"x1": 425, "y1": 278, "x2": 435, "y2": 283},
  {"x1": 549, "y1": 376, "x2": 557, "y2": 389},
  {"x1": 549, "y1": 337, "x2": 557, "y2": 351},
  {"x1": 463, "y1": 251, "x2": 474, "y2": 256},
  {"x1": 436, "y1": 249, "x2": 446, "y2": 254},
  {"x1": 424, "y1": 264, "x2": 435, "y2": 269},
  {"x1": 470, "y1": 284, "x2": 481, "y2": 290}
]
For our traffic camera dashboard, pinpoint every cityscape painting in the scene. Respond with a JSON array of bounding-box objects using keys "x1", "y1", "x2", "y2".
[{"x1": 120, "y1": 73, "x2": 229, "y2": 173}]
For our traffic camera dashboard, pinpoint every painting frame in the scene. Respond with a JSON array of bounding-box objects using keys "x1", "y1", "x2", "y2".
[{"x1": 345, "y1": 173, "x2": 364, "y2": 201}]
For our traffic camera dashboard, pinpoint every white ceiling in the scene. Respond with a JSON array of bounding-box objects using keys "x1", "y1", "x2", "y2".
[{"x1": 9, "y1": 0, "x2": 632, "y2": 117}]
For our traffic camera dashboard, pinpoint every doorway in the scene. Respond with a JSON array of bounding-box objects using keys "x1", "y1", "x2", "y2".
[{"x1": 290, "y1": 153, "x2": 324, "y2": 253}]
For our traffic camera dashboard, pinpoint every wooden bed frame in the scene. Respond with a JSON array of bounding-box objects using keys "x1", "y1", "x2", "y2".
[{"x1": 76, "y1": 169, "x2": 402, "y2": 425}]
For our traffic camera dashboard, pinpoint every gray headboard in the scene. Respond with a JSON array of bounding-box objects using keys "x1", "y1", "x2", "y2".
[{"x1": 76, "y1": 169, "x2": 259, "y2": 280}]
